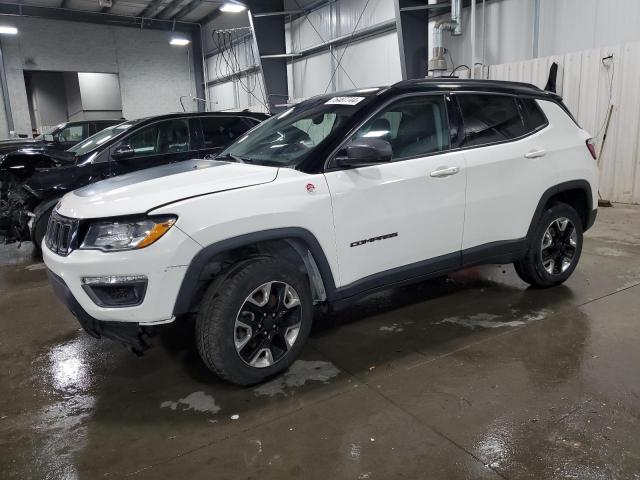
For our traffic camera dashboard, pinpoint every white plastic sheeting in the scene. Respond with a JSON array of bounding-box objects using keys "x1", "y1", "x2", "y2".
[{"x1": 490, "y1": 42, "x2": 640, "y2": 204}]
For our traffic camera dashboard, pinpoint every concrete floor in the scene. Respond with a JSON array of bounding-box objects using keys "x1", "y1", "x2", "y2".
[{"x1": 1, "y1": 206, "x2": 640, "y2": 480}]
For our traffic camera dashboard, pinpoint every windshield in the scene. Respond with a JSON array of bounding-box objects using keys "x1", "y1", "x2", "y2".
[
  {"x1": 218, "y1": 93, "x2": 379, "y2": 167},
  {"x1": 68, "y1": 122, "x2": 136, "y2": 156}
]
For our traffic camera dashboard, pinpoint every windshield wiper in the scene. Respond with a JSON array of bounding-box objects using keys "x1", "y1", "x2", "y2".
[{"x1": 215, "y1": 153, "x2": 253, "y2": 164}]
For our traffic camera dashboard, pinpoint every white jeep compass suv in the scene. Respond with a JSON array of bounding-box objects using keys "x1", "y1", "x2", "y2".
[{"x1": 43, "y1": 79, "x2": 599, "y2": 385}]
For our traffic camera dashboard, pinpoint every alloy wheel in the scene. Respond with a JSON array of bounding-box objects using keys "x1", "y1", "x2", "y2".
[
  {"x1": 540, "y1": 217, "x2": 578, "y2": 275},
  {"x1": 234, "y1": 281, "x2": 302, "y2": 368}
]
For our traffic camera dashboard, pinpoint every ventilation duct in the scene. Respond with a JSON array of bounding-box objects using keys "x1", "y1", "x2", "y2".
[{"x1": 428, "y1": 0, "x2": 463, "y2": 75}]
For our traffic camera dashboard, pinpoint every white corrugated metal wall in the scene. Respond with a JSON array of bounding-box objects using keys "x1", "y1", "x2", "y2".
[
  {"x1": 490, "y1": 43, "x2": 640, "y2": 204},
  {"x1": 205, "y1": 0, "x2": 402, "y2": 110},
  {"x1": 286, "y1": 0, "x2": 401, "y2": 101},
  {"x1": 206, "y1": 34, "x2": 269, "y2": 113}
]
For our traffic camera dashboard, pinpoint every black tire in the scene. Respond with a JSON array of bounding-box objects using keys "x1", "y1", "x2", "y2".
[
  {"x1": 31, "y1": 207, "x2": 53, "y2": 258},
  {"x1": 195, "y1": 257, "x2": 313, "y2": 386},
  {"x1": 514, "y1": 202, "x2": 583, "y2": 288}
]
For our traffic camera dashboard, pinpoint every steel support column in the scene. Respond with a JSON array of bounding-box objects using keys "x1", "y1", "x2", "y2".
[
  {"x1": 247, "y1": 0, "x2": 289, "y2": 112},
  {"x1": 393, "y1": 0, "x2": 431, "y2": 80},
  {"x1": 191, "y1": 26, "x2": 206, "y2": 112},
  {"x1": 0, "y1": 39, "x2": 14, "y2": 133}
]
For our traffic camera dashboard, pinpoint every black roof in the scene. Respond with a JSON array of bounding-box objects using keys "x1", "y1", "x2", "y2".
[
  {"x1": 304, "y1": 78, "x2": 560, "y2": 107},
  {"x1": 390, "y1": 78, "x2": 560, "y2": 100},
  {"x1": 60, "y1": 119, "x2": 122, "y2": 127},
  {"x1": 133, "y1": 111, "x2": 270, "y2": 124}
]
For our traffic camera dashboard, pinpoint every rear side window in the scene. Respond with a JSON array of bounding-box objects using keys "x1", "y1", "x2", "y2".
[
  {"x1": 457, "y1": 94, "x2": 526, "y2": 147},
  {"x1": 58, "y1": 124, "x2": 87, "y2": 142},
  {"x1": 126, "y1": 119, "x2": 190, "y2": 157},
  {"x1": 519, "y1": 98, "x2": 548, "y2": 132},
  {"x1": 201, "y1": 117, "x2": 253, "y2": 149},
  {"x1": 353, "y1": 95, "x2": 449, "y2": 160}
]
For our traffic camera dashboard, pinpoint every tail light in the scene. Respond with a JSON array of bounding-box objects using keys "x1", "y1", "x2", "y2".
[{"x1": 586, "y1": 138, "x2": 597, "y2": 160}]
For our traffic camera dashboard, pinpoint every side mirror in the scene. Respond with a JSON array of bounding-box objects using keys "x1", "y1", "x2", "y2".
[
  {"x1": 334, "y1": 137, "x2": 392, "y2": 168},
  {"x1": 112, "y1": 144, "x2": 135, "y2": 160},
  {"x1": 44, "y1": 134, "x2": 55, "y2": 142}
]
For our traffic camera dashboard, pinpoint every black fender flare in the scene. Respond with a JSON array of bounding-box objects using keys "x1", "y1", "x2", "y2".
[
  {"x1": 526, "y1": 179, "x2": 594, "y2": 241},
  {"x1": 33, "y1": 197, "x2": 61, "y2": 219},
  {"x1": 172, "y1": 227, "x2": 337, "y2": 316},
  {"x1": 30, "y1": 197, "x2": 60, "y2": 243}
]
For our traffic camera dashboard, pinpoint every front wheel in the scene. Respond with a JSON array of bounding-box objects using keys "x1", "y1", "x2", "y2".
[
  {"x1": 31, "y1": 206, "x2": 54, "y2": 257},
  {"x1": 195, "y1": 257, "x2": 313, "y2": 386},
  {"x1": 514, "y1": 202, "x2": 583, "y2": 288}
]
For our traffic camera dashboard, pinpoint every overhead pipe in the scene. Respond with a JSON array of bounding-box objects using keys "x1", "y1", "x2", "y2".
[{"x1": 428, "y1": 0, "x2": 463, "y2": 76}]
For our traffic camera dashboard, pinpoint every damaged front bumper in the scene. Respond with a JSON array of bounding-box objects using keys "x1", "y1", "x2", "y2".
[{"x1": 48, "y1": 269, "x2": 152, "y2": 354}]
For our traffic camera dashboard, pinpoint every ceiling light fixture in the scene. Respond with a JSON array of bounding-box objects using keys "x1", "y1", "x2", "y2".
[
  {"x1": 0, "y1": 26, "x2": 18, "y2": 35},
  {"x1": 220, "y1": 2, "x2": 246, "y2": 13},
  {"x1": 170, "y1": 37, "x2": 190, "y2": 46}
]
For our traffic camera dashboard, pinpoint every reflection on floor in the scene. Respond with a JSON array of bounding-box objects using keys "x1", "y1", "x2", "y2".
[{"x1": 1, "y1": 205, "x2": 639, "y2": 479}]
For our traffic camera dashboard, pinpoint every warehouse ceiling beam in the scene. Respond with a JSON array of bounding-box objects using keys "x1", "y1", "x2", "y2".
[
  {"x1": 399, "y1": 2, "x2": 451, "y2": 12},
  {"x1": 138, "y1": 0, "x2": 167, "y2": 19},
  {"x1": 252, "y1": 10, "x2": 303, "y2": 18},
  {"x1": 394, "y1": 0, "x2": 430, "y2": 80},
  {"x1": 153, "y1": 0, "x2": 184, "y2": 19},
  {"x1": 170, "y1": 0, "x2": 202, "y2": 20},
  {"x1": 0, "y1": 2, "x2": 197, "y2": 32},
  {"x1": 246, "y1": 0, "x2": 289, "y2": 113},
  {"x1": 197, "y1": 7, "x2": 220, "y2": 25}
]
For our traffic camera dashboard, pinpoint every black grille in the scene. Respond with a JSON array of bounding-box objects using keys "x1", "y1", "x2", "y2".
[{"x1": 45, "y1": 211, "x2": 79, "y2": 256}]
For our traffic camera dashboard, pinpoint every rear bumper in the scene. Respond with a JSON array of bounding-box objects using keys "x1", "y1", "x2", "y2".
[{"x1": 48, "y1": 269, "x2": 151, "y2": 353}]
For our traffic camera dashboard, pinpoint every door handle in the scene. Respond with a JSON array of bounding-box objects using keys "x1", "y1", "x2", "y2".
[
  {"x1": 430, "y1": 166, "x2": 460, "y2": 178},
  {"x1": 524, "y1": 149, "x2": 546, "y2": 159}
]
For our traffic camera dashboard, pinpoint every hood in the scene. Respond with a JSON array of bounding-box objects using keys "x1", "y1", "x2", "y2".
[
  {"x1": 57, "y1": 159, "x2": 279, "y2": 219},
  {"x1": 0, "y1": 139, "x2": 43, "y2": 154},
  {"x1": 23, "y1": 163, "x2": 94, "y2": 199}
]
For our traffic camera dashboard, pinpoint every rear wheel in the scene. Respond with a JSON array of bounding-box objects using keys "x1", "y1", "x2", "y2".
[
  {"x1": 514, "y1": 202, "x2": 583, "y2": 288},
  {"x1": 195, "y1": 257, "x2": 313, "y2": 386}
]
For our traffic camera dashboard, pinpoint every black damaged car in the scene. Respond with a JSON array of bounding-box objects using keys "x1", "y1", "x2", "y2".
[
  {"x1": 0, "y1": 119, "x2": 122, "y2": 170},
  {"x1": 0, "y1": 111, "x2": 268, "y2": 249}
]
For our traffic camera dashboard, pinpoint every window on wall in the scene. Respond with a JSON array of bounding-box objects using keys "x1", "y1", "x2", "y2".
[
  {"x1": 457, "y1": 94, "x2": 527, "y2": 147},
  {"x1": 353, "y1": 95, "x2": 449, "y2": 160},
  {"x1": 126, "y1": 119, "x2": 190, "y2": 157}
]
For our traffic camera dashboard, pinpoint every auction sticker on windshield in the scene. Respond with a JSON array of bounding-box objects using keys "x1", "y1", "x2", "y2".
[{"x1": 325, "y1": 96, "x2": 365, "y2": 106}]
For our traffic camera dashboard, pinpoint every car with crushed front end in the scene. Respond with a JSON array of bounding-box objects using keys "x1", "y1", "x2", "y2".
[
  {"x1": 43, "y1": 79, "x2": 598, "y2": 386},
  {"x1": 0, "y1": 119, "x2": 122, "y2": 242},
  {"x1": 0, "y1": 111, "x2": 267, "y2": 248},
  {"x1": 0, "y1": 120, "x2": 121, "y2": 159}
]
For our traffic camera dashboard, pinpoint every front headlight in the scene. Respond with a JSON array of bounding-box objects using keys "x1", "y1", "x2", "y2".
[{"x1": 80, "y1": 215, "x2": 177, "y2": 252}]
